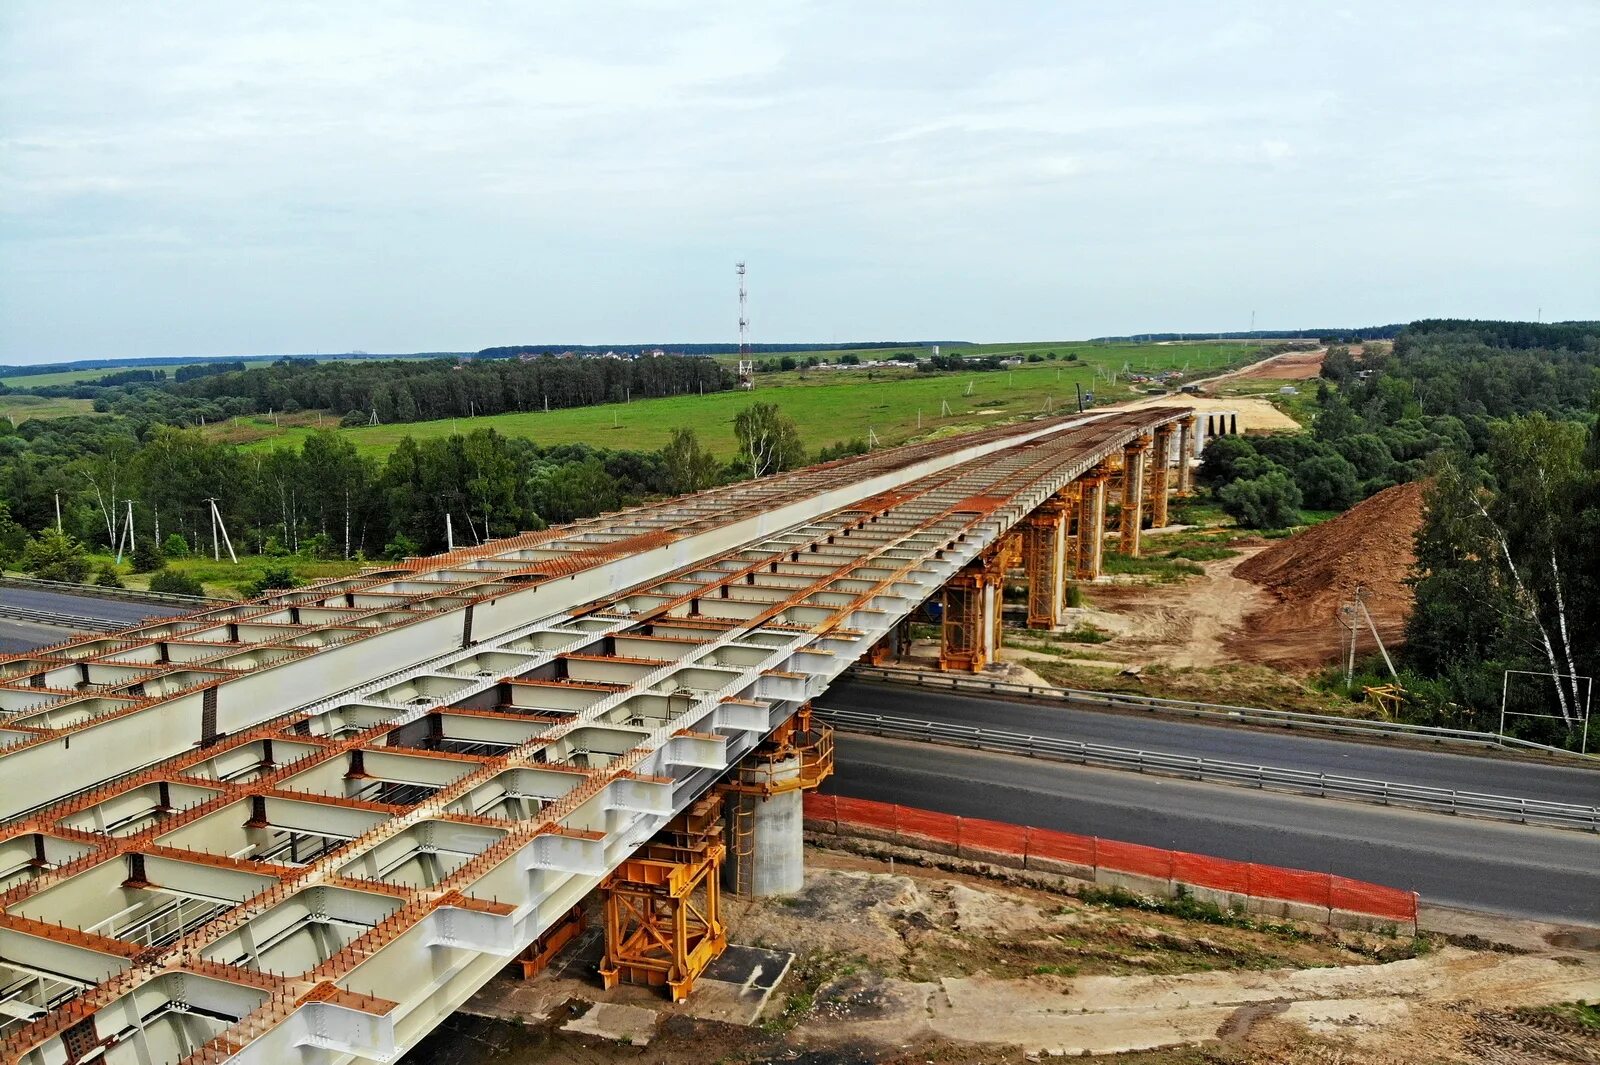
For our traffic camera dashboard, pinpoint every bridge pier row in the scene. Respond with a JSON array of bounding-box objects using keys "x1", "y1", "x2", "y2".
[
  {"x1": 1119, "y1": 435, "x2": 1151, "y2": 556},
  {"x1": 721, "y1": 709, "x2": 835, "y2": 898},
  {"x1": 1074, "y1": 465, "x2": 1110, "y2": 581},
  {"x1": 1148, "y1": 424, "x2": 1174, "y2": 529}
]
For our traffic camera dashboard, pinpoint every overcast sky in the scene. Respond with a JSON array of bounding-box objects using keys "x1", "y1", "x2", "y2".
[{"x1": 1, "y1": 2, "x2": 1595, "y2": 362}]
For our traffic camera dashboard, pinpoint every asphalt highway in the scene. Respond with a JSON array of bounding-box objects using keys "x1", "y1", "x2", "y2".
[
  {"x1": 825, "y1": 679, "x2": 1600, "y2": 807},
  {"x1": 0, "y1": 585, "x2": 190, "y2": 627},
  {"x1": 0, "y1": 618, "x2": 74, "y2": 656},
  {"x1": 825, "y1": 734, "x2": 1600, "y2": 924}
]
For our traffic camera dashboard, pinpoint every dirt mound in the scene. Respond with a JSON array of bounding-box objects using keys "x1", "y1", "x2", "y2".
[{"x1": 1229, "y1": 482, "x2": 1426, "y2": 670}]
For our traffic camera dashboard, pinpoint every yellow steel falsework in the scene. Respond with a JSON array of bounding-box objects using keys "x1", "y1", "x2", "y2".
[{"x1": 599, "y1": 795, "x2": 727, "y2": 1001}]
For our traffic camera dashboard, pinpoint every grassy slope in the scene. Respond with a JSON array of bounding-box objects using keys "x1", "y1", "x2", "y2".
[
  {"x1": 215, "y1": 341, "x2": 1263, "y2": 460},
  {"x1": 0, "y1": 395, "x2": 96, "y2": 421}
]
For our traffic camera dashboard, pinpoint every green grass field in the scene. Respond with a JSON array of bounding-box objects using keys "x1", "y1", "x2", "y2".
[
  {"x1": 218, "y1": 341, "x2": 1264, "y2": 460},
  {"x1": 709, "y1": 338, "x2": 1267, "y2": 368},
  {"x1": 0, "y1": 395, "x2": 96, "y2": 422},
  {"x1": 0, "y1": 365, "x2": 199, "y2": 388},
  {"x1": 82, "y1": 552, "x2": 365, "y2": 598}
]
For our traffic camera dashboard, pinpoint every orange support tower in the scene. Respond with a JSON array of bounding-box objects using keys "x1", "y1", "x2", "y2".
[
  {"x1": 1148, "y1": 424, "x2": 1174, "y2": 529},
  {"x1": 939, "y1": 544, "x2": 1006, "y2": 673},
  {"x1": 1119, "y1": 434, "x2": 1152, "y2": 557},
  {"x1": 1073, "y1": 462, "x2": 1111, "y2": 580},
  {"x1": 599, "y1": 794, "x2": 728, "y2": 1001},
  {"x1": 1024, "y1": 495, "x2": 1071, "y2": 629}
]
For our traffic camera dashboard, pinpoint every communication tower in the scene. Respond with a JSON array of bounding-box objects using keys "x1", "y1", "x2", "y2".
[{"x1": 736, "y1": 261, "x2": 754, "y2": 389}]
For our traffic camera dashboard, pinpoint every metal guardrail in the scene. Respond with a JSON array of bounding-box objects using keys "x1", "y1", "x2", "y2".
[
  {"x1": 847, "y1": 664, "x2": 1595, "y2": 761},
  {"x1": 0, "y1": 573, "x2": 222, "y2": 607},
  {"x1": 815, "y1": 706, "x2": 1600, "y2": 832},
  {"x1": 0, "y1": 606, "x2": 122, "y2": 632}
]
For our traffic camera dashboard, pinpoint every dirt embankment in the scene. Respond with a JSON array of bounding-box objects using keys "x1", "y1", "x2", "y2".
[
  {"x1": 1228, "y1": 482, "x2": 1426, "y2": 670},
  {"x1": 1225, "y1": 346, "x2": 1329, "y2": 382}
]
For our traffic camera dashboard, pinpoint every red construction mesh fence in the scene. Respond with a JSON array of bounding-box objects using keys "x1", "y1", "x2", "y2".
[
  {"x1": 1170, "y1": 851, "x2": 1251, "y2": 896},
  {"x1": 1026, "y1": 827, "x2": 1096, "y2": 867},
  {"x1": 958, "y1": 816, "x2": 1029, "y2": 856},
  {"x1": 1330, "y1": 875, "x2": 1418, "y2": 923},
  {"x1": 1096, "y1": 838, "x2": 1174, "y2": 880},
  {"x1": 896, "y1": 806, "x2": 962, "y2": 847},
  {"x1": 804, "y1": 793, "x2": 1417, "y2": 925}
]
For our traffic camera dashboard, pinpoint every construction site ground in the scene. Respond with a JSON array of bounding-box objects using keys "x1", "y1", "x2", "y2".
[
  {"x1": 403, "y1": 845, "x2": 1599, "y2": 1064},
  {"x1": 984, "y1": 483, "x2": 1427, "y2": 714}
]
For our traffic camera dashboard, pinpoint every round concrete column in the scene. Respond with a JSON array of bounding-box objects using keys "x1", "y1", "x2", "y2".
[{"x1": 724, "y1": 755, "x2": 805, "y2": 896}]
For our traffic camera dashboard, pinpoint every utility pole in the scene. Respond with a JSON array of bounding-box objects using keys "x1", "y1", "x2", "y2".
[
  {"x1": 446, "y1": 513, "x2": 454, "y2": 552},
  {"x1": 53, "y1": 492, "x2": 61, "y2": 534},
  {"x1": 114, "y1": 500, "x2": 136, "y2": 565},
  {"x1": 207, "y1": 498, "x2": 237, "y2": 564}
]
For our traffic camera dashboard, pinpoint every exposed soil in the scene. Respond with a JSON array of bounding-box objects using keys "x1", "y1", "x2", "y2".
[
  {"x1": 1227, "y1": 483, "x2": 1426, "y2": 670},
  {"x1": 1222, "y1": 347, "x2": 1330, "y2": 383},
  {"x1": 1114, "y1": 393, "x2": 1302, "y2": 433},
  {"x1": 1059, "y1": 547, "x2": 1275, "y2": 669},
  {"x1": 402, "y1": 846, "x2": 1597, "y2": 1065}
]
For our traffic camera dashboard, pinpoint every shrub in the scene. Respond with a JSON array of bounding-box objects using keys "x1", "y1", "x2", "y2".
[
  {"x1": 340, "y1": 410, "x2": 368, "y2": 428},
  {"x1": 94, "y1": 566, "x2": 125, "y2": 588},
  {"x1": 240, "y1": 565, "x2": 301, "y2": 598},
  {"x1": 162, "y1": 533, "x2": 190, "y2": 559},
  {"x1": 1295, "y1": 453, "x2": 1361, "y2": 511},
  {"x1": 20, "y1": 530, "x2": 90, "y2": 583},
  {"x1": 129, "y1": 540, "x2": 166, "y2": 573},
  {"x1": 1219, "y1": 470, "x2": 1303, "y2": 529},
  {"x1": 382, "y1": 533, "x2": 419, "y2": 561},
  {"x1": 149, "y1": 569, "x2": 206, "y2": 597},
  {"x1": 301, "y1": 532, "x2": 334, "y2": 559}
]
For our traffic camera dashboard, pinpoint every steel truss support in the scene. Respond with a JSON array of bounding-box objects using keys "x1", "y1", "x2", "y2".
[
  {"x1": 1024, "y1": 495, "x2": 1071, "y2": 629},
  {"x1": 1148, "y1": 424, "x2": 1175, "y2": 529},
  {"x1": 1119, "y1": 435, "x2": 1152, "y2": 557},
  {"x1": 1176, "y1": 415, "x2": 1196, "y2": 496},
  {"x1": 1074, "y1": 463, "x2": 1110, "y2": 581},
  {"x1": 939, "y1": 544, "x2": 1007, "y2": 673},
  {"x1": 599, "y1": 794, "x2": 727, "y2": 1002}
]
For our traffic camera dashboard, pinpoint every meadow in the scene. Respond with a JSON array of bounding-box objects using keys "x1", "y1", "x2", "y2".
[
  {"x1": 79, "y1": 551, "x2": 365, "y2": 598},
  {"x1": 216, "y1": 341, "x2": 1264, "y2": 460},
  {"x1": 0, "y1": 365, "x2": 199, "y2": 388},
  {"x1": 0, "y1": 395, "x2": 96, "y2": 422}
]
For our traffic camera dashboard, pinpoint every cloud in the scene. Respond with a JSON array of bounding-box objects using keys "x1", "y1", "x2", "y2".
[{"x1": 0, "y1": 0, "x2": 1595, "y2": 359}]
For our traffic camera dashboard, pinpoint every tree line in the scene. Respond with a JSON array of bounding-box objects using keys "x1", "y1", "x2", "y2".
[
  {"x1": 0, "y1": 399, "x2": 842, "y2": 593},
  {"x1": 9, "y1": 354, "x2": 738, "y2": 429}
]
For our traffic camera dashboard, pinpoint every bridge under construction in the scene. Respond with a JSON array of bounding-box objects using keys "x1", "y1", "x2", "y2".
[{"x1": 0, "y1": 406, "x2": 1206, "y2": 1065}]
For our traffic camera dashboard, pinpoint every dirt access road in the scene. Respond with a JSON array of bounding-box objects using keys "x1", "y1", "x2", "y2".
[{"x1": 1219, "y1": 346, "x2": 1333, "y2": 383}]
